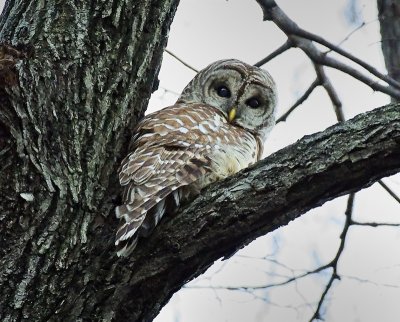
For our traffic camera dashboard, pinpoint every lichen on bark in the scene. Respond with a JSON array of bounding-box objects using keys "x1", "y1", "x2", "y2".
[{"x1": 0, "y1": 0, "x2": 180, "y2": 321}]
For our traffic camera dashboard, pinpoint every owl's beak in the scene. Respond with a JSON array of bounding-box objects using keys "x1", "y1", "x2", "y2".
[{"x1": 228, "y1": 107, "x2": 237, "y2": 123}]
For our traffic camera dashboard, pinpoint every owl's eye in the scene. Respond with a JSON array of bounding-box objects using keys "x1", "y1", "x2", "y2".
[
  {"x1": 216, "y1": 85, "x2": 231, "y2": 98},
  {"x1": 246, "y1": 97, "x2": 261, "y2": 108}
]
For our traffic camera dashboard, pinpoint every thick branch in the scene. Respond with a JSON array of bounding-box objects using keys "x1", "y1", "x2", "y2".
[{"x1": 103, "y1": 103, "x2": 400, "y2": 321}]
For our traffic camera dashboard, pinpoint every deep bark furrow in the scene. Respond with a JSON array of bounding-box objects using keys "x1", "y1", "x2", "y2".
[{"x1": 0, "y1": 0, "x2": 179, "y2": 321}]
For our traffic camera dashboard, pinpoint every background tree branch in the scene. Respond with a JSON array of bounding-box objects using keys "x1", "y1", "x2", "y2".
[{"x1": 255, "y1": 0, "x2": 400, "y2": 100}]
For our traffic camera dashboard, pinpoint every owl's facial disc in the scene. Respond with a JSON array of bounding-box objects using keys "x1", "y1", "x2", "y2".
[{"x1": 177, "y1": 58, "x2": 277, "y2": 136}]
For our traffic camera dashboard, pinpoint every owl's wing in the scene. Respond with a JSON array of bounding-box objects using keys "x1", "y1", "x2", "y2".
[
  {"x1": 115, "y1": 144, "x2": 209, "y2": 256},
  {"x1": 115, "y1": 105, "x2": 213, "y2": 256}
]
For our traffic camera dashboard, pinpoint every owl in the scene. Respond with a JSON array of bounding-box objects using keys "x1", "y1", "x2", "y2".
[{"x1": 115, "y1": 59, "x2": 277, "y2": 256}]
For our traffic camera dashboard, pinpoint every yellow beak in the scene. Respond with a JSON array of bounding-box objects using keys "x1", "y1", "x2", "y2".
[{"x1": 228, "y1": 107, "x2": 237, "y2": 123}]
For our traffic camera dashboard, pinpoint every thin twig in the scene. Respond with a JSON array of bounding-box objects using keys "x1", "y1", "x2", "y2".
[
  {"x1": 378, "y1": 180, "x2": 400, "y2": 205},
  {"x1": 186, "y1": 264, "x2": 330, "y2": 291},
  {"x1": 335, "y1": 21, "x2": 367, "y2": 48},
  {"x1": 314, "y1": 63, "x2": 345, "y2": 122},
  {"x1": 350, "y1": 221, "x2": 400, "y2": 227},
  {"x1": 276, "y1": 78, "x2": 320, "y2": 123},
  {"x1": 254, "y1": 40, "x2": 293, "y2": 67},
  {"x1": 332, "y1": 19, "x2": 379, "y2": 54},
  {"x1": 164, "y1": 49, "x2": 199, "y2": 73},
  {"x1": 309, "y1": 193, "x2": 355, "y2": 321},
  {"x1": 344, "y1": 275, "x2": 400, "y2": 288},
  {"x1": 159, "y1": 86, "x2": 180, "y2": 97}
]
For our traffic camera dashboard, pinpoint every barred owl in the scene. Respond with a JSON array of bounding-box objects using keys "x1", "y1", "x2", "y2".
[{"x1": 115, "y1": 59, "x2": 277, "y2": 256}]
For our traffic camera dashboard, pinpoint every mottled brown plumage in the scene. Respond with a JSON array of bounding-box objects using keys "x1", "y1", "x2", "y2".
[{"x1": 115, "y1": 59, "x2": 277, "y2": 256}]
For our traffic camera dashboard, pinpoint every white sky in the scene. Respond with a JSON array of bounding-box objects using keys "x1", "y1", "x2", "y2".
[{"x1": 1, "y1": 0, "x2": 399, "y2": 321}]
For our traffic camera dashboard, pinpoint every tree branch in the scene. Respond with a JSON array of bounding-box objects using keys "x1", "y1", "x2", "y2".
[
  {"x1": 2, "y1": 1, "x2": 400, "y2": 320},
  {"x1": 379, "y1": 180, "x2": 400, "y2": 205},
  {"x1": 309, "y1": 193, "x2": 354, "y2": 321},
  {"x1": 314, "y1": 63, "x2": 345, "y2": 122},
  {"x1": 256, "y1": 0, "x2": 400, "y2": 91},
  {"x1": 276, "y1": 78, "x2": 319, "y2": 123},
  {"x1": 165, "y1": 48, "x2": 199, "y2": 73},
  {"x1": 254, "y1": 40, "x2": 293, "y2": 67},
  {"x1": 103, "y1": 103, "x2": 400, "y2": 321}
]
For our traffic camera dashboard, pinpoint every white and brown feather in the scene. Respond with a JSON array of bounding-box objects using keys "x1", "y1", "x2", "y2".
[{"x1": 115, "y1": 103, "x2": 261, "y2": 256}]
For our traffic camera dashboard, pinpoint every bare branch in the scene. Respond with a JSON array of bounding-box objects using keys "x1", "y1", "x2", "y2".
[
  {"x1": 251, "y1": 5, "x2": 400, "y2": 320},
  {"x1": 277, "y1": 78, "x2": 320, "y2": 123},
  {"x1": 186, "y1": 264, "x2": 329, "y2": 291},
  {"x1": 255, "y1": 0, "x2": 400, "y2": 91},
  {"x1": 254, "y1": 40, "x2": 293, "y2": 67},
  {"x1": 309, "y1": 193, "x2": 355, "y2": 321},
  {"x1": 294, "y1": 29, "x2": 400, "y2": 90},
  {"x1": 164, "y1": 48, "x2": 199, "y2": 73},
  {"x1": 344, "y1": 275, "x2": 400, "y2": 288},
  {"x1": 378, "y1": 180, "x2": 400, "y2": 205},
  {"x1": 306, "y1": 49, "x2": 400, "y2": 100},
  {"x1": 314, "y1": 63, "x2": 345, "y2": 122},
  {"x1": 333, "y1": 20, "x2": 379, "y2": 52},
  {"x1": 350, "y1": 221, "x2": 400, "y2": 227},
  {"x1": 159, "y1": 86, "x2": 180, "y2": 97},
  {"x1": 255, "y1": 0, "x2": 400, "y2": 129}
]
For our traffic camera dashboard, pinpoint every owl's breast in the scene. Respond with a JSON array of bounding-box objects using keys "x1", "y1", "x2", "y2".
[
  {"x1": 195, "y1": 128, "x2": 259, "y2": 191},
  {"x1": 171, "y1": 105, "x2": 261, "y2": 201},
  {"x1": 211, "y1": 139, "x2": 257, "y2": 177}
]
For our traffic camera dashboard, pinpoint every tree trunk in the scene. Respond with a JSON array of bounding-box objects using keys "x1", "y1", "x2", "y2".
[
  {"x1": 378, "y1": 0, "x2": 400, "y2": 101},
  {"x1": 0, "y1": 1, "x2": 179, "y2": 321},
  {"x1": 0, "y1": 1, "x2": 400, "y2": 322}
]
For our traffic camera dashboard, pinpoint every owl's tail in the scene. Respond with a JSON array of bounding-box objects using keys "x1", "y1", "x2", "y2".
[
  {"x1": 115, "y1": 235, "x2": 139, "y2": 257},
  {"x1": 115, "y1": 191, "x2": 180, "y2": 257}
]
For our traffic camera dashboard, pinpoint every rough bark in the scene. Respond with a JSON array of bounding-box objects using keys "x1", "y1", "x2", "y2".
[
  {"x1": 0, "y1": 0, "x2": 179, "y2": 321},
  {"x1": 378, "y1": 0, "x2": 400, "y2": 101},
  {"x1": 0, "y1": 1, "x2": 399, "y2": 322}
]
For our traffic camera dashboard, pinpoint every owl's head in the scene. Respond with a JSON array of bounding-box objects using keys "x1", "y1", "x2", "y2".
[{"x1": 177, "y1": 59, "x2": 277, "y2": 139}]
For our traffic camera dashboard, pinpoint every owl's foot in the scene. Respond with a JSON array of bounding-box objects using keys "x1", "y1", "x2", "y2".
[{"x1": 0, "y1": 44, "x2": 27, "y2": 87}]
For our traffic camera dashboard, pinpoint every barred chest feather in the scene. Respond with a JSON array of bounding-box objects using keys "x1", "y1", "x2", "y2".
[
  {"x1": 199, "y1": 137, "x2": 257, "y2": 186},
  {"x1": 180, "y1": 109, "x2": 260, "y2": 200}
]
